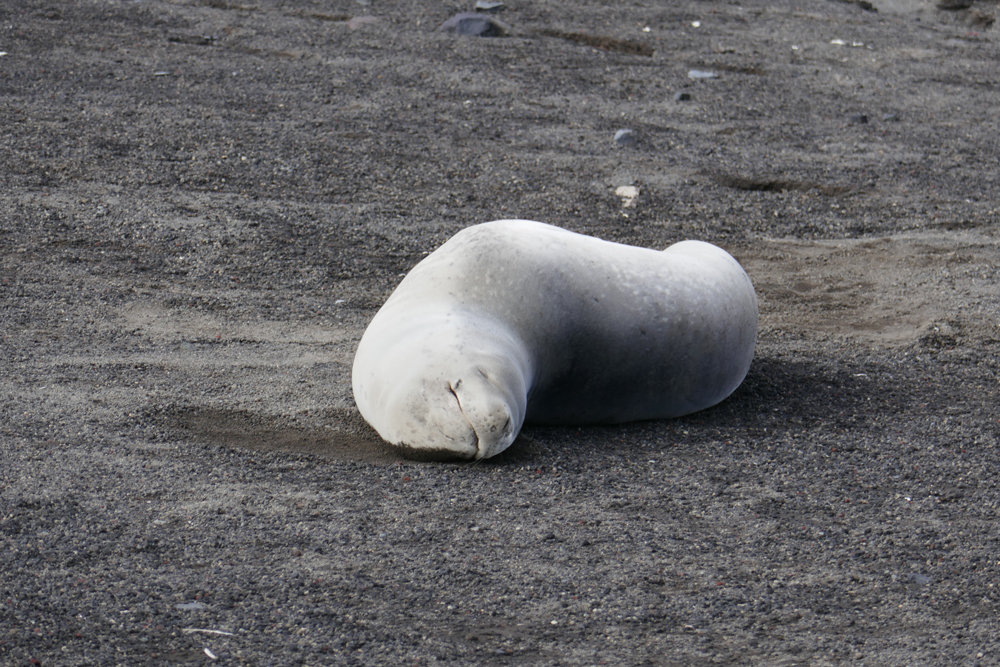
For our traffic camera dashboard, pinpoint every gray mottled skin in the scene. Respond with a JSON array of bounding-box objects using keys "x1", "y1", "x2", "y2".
[{"x1": 352, "y1": 220, "x2": 758, "y2": 460}]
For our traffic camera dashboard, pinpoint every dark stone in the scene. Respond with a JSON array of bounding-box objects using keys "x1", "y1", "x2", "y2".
[
  {"x1": 937, "y1": 0, "x2": 974, "y2": 9},
  {"x1": 439, "y1": 12, "x2": 505, "y2": 37}
]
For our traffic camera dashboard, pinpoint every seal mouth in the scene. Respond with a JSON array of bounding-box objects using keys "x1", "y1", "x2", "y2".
[
  {"x1": 448, "y1": 379, "x2": 487, "y2": 460},
  {"x1": 448, "y1": 377, "x2": 517, "y2": 461}
]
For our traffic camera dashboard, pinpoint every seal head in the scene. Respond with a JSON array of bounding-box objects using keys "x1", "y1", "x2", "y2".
[{"x1": 353, "y1": 314, "x2": 531, "y2": 460}]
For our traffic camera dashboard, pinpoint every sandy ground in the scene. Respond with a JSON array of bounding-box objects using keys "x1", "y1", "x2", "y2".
[{"x1": 2, "y1": 0, "x2": 1000, "y2": 664}]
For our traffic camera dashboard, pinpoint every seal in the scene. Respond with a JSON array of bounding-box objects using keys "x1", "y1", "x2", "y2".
[{"x1": 352, "y1": 220, "x2": 757, "y2": 461}]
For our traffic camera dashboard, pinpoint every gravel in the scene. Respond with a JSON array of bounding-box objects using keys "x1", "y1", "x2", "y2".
[{"x1": 2, "y1": 0, "x2": 1000, "y2": 664}]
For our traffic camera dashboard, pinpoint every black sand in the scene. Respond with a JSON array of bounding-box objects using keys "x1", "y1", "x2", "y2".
[{"x1": 2, "y1": 0, "x2": 1000, "y2": 664}]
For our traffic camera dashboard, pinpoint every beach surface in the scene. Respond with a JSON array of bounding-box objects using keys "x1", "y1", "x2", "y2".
[{"x1": 2, "y1": 0, "x2": 1000, "y2": 664}]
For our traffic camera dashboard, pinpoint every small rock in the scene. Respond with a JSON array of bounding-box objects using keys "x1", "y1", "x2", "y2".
[
  {"x1": 937, "y1": 0, "x2": 973, "y2": 9},
  {"x1": 674, "y1": 91, "x2": 691, "y2": 101},
  {"x1": 614, "y1": 129, "x2": 637, "y2": 146},
  {"x1": 848, "y1": 113, "x2": 869, "y2": 124},
  {"x1": 474, "y1": 0, "x2": 505, "y2": 13},
  {"x1": 687, "y1": 69, "x2": 718, "y2": 79},
  {"x1": 348, "y1": 15, "x2": 378, "y2": 29},
  {"x1": 439, "y1": 12, "x2": 505, "y2": 37},
  {"x1": 615, "y1": 185, "x2": 640, "y2": 208}
]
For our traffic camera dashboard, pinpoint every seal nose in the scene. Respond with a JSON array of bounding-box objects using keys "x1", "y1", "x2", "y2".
[
  {"x1": 472, "y1": 414, "x2": 514, "y2": 460},
  {"x1": 449, "y1": 370, "x2": 519, "y2": 460}
]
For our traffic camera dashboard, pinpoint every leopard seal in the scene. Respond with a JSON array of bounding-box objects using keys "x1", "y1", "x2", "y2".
[{"x1": 351, "y1": 220, "x2": 757, "y2": 461}]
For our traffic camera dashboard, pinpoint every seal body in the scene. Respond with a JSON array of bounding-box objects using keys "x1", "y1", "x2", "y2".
[{"x1": 352, "y1": 220, "x2": 758, "y2": 460}]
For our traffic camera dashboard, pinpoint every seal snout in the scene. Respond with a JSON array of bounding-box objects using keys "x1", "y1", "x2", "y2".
[{"x1": 448, "y1": 369, "x2": 520, "y2": 460}]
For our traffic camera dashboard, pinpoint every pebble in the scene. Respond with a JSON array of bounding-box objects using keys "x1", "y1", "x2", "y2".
[
  {"x1": 687, "y1": 70, "x2": 718, "y2": 79},
  {"x1": 348, "y1": 15, "x2": 378, "y2": 29},
  {"x1": 474, "y1": 0, "x2": 505, "y2": 12},
  {"x1": 848, "y1": 113, "x2": 869, "y2": 124},
  {"x1": 615, "y1": 185, "x2": 640, "y2": 208},
  {"x1": 674, "y1": 92, "x2": 692, "y2": 101},
  {"x1": 439, "y1": 12, "x2": 505, "y2": 37},
  {"x1": 176, "y1": 601, "x2": 208, "y2": 611},
  {"x1": 614, "y1": 129, "x2": 637, "y2": 146}
]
